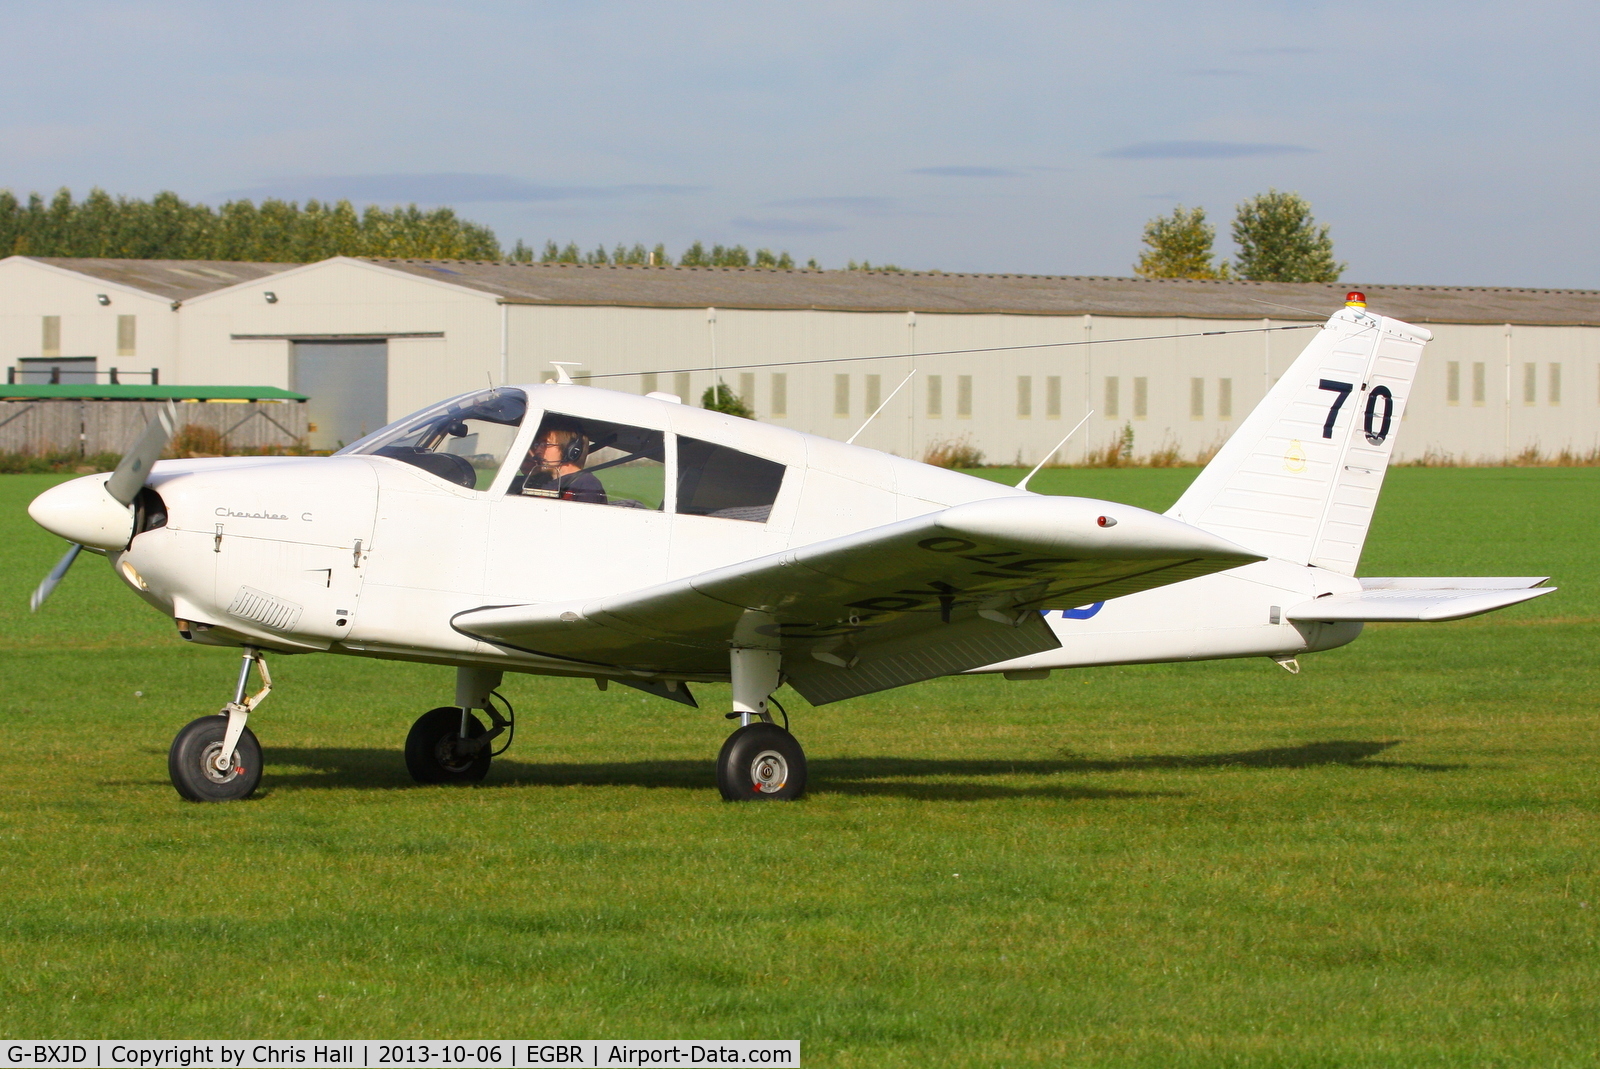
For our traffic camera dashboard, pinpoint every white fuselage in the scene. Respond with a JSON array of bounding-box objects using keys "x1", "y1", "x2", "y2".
[{"x1": 103, "y1": 384, "x2": 1347, "y2": 682}]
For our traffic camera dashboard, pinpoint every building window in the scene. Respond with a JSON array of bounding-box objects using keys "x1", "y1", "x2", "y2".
[
  {"x1": 1218, "y1": 378, "x2": 1232, "y2": 420},
  {"x1": 1472, "y1": 362, "x2": 1486, "y2": 405},
  {"x1": 641, "y1": 372, "x2": 659, "y2": 396},
  {"x1": 1446, "y1": 361, "x2": 1460, "y2": 405},
  {"x1": 1046, "y1": 375, "x2": 1061, "y2": 419},
  {"x1": 1017, "y1": 376, "x2": 1032, "y2": 418},
  {"x1": 927, "y1": 374, "x2": 943, "y2": 417},
  {"x1": 116, "y1": 315, "x2": 136, "y2": 357},
  {"x1": 1524, "y1": 362, "x2": 1537, "y2": 405},
  {"x1": 771, "y1": 373, "x2": 787, "y2": 418},
  {"x1": 1133, "y1": 377, "x2": 1148, "y2": 420},
  {"x1": 957, "y1": 375, "x2": 972, "y2": 418},
  {"x1": 1190, "y1": 377, "x2": 1204, "y2": 420},
  {"x1": 865, "y1": 374, "x2": 881, "y2": 415},
  {"x1": 1104, "y1": 377, "x2": 1119, "y2": 418},
  {"x1": 42, "y1": 316, "x2": 60, "y2": 358},
  {"x1": 739, "y1": 373, "x2": 756, "y2": 411},
  {"x1": 1549, "y1": 363, "x2": 1561, "y2": 406},
  {"x1": 834, "y1": 374, "x2": 850, "y2": 417},
  {"x1": 675, "y1": 372, "x2": 691, "y2": 403}
]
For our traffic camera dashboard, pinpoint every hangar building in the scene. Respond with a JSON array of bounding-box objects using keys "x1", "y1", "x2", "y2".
[{"x1": 2, "y1": 253, "x2": 1596, "y2": 462}]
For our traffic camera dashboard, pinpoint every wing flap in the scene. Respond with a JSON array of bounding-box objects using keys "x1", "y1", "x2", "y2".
[{"x1": 1287, "y1": 585, "x2": 1554, "y2": 622}]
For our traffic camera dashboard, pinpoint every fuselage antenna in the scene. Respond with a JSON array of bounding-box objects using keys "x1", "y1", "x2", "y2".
[
  {"x1": 1016, "y1": 410, "x2": 1093, "y2": 491},
  {"x1": 845, "y1": 369, "x2": 917, "y2": 445}
]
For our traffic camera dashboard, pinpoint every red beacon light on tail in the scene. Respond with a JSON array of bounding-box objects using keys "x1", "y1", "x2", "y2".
[{"x1": 1345, "y1": 291, "x2": 1367, "y2": 308}]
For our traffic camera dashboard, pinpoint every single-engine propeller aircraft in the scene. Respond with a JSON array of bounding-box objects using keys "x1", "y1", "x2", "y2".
[{"x1": 27, "y1": 294, "x2": 1553, "y2": 802}]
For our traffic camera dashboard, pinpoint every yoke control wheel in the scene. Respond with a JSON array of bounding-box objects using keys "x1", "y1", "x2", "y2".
[
  {"x1": 405, "y1": 706, "x2": 491, "y2": 784},
  {"x1": 717, "y1": 722, "x2": 807, "y2": 801},
  {"x1": 169, "y1": 714, "x2": 262, "y2": 802}
]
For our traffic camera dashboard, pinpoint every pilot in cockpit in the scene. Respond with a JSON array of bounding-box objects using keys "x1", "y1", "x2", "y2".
[{"x1": 511, "y1": 420, "x2": 609, "y2": 504}]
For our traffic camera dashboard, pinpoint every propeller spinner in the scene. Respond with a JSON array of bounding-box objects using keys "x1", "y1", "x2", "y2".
[{"x1": 27, "y1": 402, "x2": 177, "y2": 611}]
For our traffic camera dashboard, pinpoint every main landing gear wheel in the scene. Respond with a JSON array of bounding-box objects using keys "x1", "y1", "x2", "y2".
[
  {"x1": 405, "y1": 706, "x2": 491, "y2": 784},
  {"x1": 717, "y1": 722, "x2": 807, "y2": 801},
  {"x1": 169, "y1": 714, "x2": 262, "y2": 802}
]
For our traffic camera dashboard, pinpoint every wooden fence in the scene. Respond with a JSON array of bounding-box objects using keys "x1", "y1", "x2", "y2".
[{"x1": 0, "y1": 401, "x2": 308, "y2": 455}]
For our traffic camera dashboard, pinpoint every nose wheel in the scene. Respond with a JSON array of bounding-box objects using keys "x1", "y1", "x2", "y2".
[
  {"x1": 717, "y1": 722, "x2": 807, "y2": 801},
  {"x1": 169, "y1": 646, "x2": 270, "y2": 802},
  {"x1": 169, "y1": 715, "x2": 262, "y2": 801}
]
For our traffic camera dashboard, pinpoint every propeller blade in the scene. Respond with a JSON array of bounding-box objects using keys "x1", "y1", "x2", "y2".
[
  {"x1": 30, "y1": 543, "x2": 83, "y2": 612},
  {"x1": 105, "y1": 401, "x2": 178, "y2": 507}
]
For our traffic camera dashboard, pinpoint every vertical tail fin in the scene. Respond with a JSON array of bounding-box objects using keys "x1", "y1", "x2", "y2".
[{"x1": 1166, "y1": 302, "x2": 1432, "y2": 575}]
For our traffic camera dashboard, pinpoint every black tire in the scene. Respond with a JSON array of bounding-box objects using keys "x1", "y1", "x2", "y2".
[
  {"x1": 405, "y1": 706, "x2": 491, "y2": 784},
  {"x1": 169, "y1": 715, "x2": 263, "y2": 802},
  {"x1": 716, "y1": 722, "x2": 807, "y2": 801}
]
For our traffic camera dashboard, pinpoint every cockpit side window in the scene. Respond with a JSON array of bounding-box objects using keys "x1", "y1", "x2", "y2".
[
  {"x1": 510, "y1": 414, "x2": 666, "y2": 510},
  {"x1": 337, "y1": 388, "x2": 527, "y2": 491},
  {"x1": 677, "y1": 437, "x2": 785, "y2": 522}
]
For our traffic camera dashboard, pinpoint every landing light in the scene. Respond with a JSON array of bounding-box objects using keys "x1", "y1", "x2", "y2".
[{"x1": 120, "y1": 560, "x2": 148, "y2": 590}]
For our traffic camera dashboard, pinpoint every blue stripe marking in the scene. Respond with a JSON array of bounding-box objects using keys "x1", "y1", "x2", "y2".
[{"x1": 1040, "y1": 602, "x2": 1105, "y2": 620}]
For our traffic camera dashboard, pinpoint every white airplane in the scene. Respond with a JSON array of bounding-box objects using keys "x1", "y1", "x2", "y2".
[{"x1": 27, "y1": 293, "x2": 1553, "y2": 802}]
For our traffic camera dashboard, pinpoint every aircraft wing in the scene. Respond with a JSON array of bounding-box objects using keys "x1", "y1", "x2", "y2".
[
  {"x1": 1287, "y1": 578, "x2": 1554, "y2": 623},
  {"x1": 453, "y1": 496, "x2": 1262, "y2": 704}
]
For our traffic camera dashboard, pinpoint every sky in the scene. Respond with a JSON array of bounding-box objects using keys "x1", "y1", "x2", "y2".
[{"x1": 2, "y1": 0, "x2": 1597, "y2": 287}]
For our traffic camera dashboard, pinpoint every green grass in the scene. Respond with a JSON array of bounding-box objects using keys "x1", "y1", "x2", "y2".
[{"x1": 2, "y1": 469, "x2": 1598, "y2": 1066}]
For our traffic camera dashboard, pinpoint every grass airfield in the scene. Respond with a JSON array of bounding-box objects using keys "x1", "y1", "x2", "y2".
[{"x1": 1, "y1": 467, "x2": 1597, "y2": 1067}]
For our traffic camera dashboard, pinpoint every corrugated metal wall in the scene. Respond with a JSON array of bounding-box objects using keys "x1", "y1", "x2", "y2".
[
  {"x1": 0, "y1": 401, "x2": 307, "y2": 454},
  {"x1": 508, "y1": 305, "x2": 1600, "y2": 464}
]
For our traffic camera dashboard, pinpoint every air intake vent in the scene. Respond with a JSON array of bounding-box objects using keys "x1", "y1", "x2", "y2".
[{"x1": 227, "y1": 586, "x2": 303, "y2": 632}]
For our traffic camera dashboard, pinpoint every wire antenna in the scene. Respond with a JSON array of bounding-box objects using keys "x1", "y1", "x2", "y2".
[
  {"x1": 1249, "y1": 297, "x2": 1333, "y2": 318},
  {"x1": 846, "y1": 369, "x2": 916, "y2": 445},
  {"x1": 1016, "y1": 411, "x2": 1093, "y2": 491},
  {"x1": 583, "y1": 323, "x2": 1318, "y2": 382}
]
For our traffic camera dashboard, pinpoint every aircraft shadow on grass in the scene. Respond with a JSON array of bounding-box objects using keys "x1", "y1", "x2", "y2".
[{"x1": 233, "y1": 739, "x2": 1457, "y2": 802}]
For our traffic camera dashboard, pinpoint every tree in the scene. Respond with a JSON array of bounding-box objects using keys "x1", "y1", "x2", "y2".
[
  {"x1": 1230, "y1": 189, "x2": 1344, "y2": 282},
  {"x1": 701, "y1": 381, "x2": 754, "y2": 419},
  {"x1": 529, "y1": 239, "x2": 793, "y2": 269},
  {"x1": 1133, "y1": 205, "x2": 1229, "y2": 279},
  {"x1": 0, "y1": 186, "x2": 503, "y2": 261}
]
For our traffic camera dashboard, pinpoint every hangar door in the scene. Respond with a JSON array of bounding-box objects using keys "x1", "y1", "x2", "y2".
[{"x1": 292, "y1": 340, "x2": 388, "y2": 450}]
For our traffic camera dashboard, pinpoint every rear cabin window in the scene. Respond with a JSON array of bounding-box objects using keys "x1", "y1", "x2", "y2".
[
  {"x1": 510, "y1": 414, "x2": 666, "y2": 510},
  {"x1": 677, "y1": 437, "x2": 785, "y2": 523}
]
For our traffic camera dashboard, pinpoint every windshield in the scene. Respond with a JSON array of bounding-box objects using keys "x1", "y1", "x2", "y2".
[{"x1": 336, "y1": 387, "x2": 527, "y2": 490}]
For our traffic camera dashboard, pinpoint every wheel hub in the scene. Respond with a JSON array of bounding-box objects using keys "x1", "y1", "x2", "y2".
[
  {"x1": 749, "y1": 749, "x2": 788, "y2": 793},
  {"x1": 199, "y1": 741, "x2": 242, "y2": 784},
  {"x1": 433, "y1": 734, "x2": 476, "y2": 773}
]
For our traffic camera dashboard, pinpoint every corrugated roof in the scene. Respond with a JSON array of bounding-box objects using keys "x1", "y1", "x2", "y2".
[
  {"x1": 364, "y1": 258, "x2": 1600, "y2": 327},
  {"x1": 29, "y1": 257, "x2": 297, "y2": 302},
  {"x1": 0, "y1": 384, "x2": 306, "y2": 402},
  {"x1": 14, "y1": 255, "x2": 1600, "y2": 326}
]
